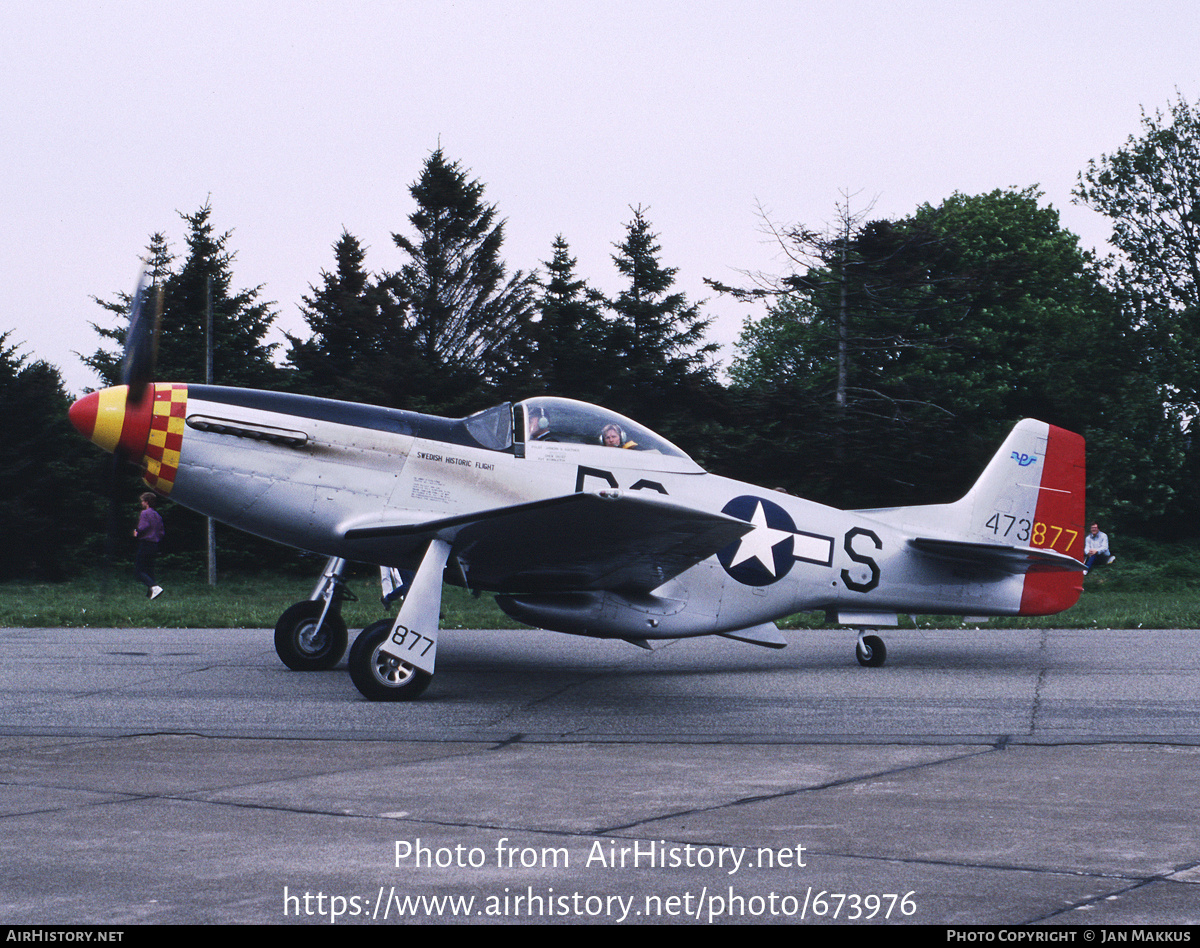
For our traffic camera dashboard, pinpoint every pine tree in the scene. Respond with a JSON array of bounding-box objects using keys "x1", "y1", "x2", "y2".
[
  {"x1": 286, "y1": 231, "x2": 407, "y2": 400},
  {"x1": 382, "y1": 149, "x2": 536, "y2": 413},
  {"x1": 606, "y1": 207, "x2": 718, "y2": 432},
  {"x1": 533, "y1": 235, "x2": 615, "y2": 401}
]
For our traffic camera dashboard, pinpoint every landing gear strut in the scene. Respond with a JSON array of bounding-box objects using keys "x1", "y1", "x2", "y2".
[
  {"x1": 274, "y1": 556, "x2": 353, "y2": 670},
  {"x1": 348, "y1": 539, "x2": 450, "y2": 701}
]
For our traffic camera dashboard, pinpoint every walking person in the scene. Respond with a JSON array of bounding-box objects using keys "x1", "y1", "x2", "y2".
[{"x1": 133, "y1": 492, "x2": 165, "y2": 599}]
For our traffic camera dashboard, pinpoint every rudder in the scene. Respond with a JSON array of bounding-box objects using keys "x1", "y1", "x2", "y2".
[
  {"x1": 1017, "y1": 423, "x2": 1086, "y2": 614},
  {"x1": 855, "y1": 418, "x2": 1087, "y2": 617}
]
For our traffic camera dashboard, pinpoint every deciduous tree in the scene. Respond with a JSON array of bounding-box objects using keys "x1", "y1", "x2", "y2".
[
  {"x1": 1075, "y1": 93, "x2": 1200, "y2": 534},
  {"x1": 726, "y1": 189, "x2": 1127, "y2": 508}
]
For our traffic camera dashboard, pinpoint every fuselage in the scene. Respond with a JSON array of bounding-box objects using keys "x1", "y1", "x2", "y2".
[{"x1": 70, "y1": 384, "x2": 1073, "y2": 640}]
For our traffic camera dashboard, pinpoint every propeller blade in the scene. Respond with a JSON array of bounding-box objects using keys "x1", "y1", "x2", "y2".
[
  {"x1": 87, "y1": 271, "x2": 162, "y2": 592},
  {"x1": 121, "y1": 273, "x2": 162, "y2": 404}
]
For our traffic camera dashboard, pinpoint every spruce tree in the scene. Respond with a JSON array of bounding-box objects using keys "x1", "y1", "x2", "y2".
[
  {"x1": 85, "y1": 232, "x2": 174, "y2": 387},
  {"x1": 606, "y1": 207, "x2": 718, "y2": 433},
  {"x1": 87, "y1": 203, "x2": 280, "y2": 390},
  {"x1": 286, "y1": 231, "x2": 407, "y2": 401},
  {"x1": 533, "y1": 235, "x2": 615, "y2": 401},
  {"x1": 0, "y1": 334, "x2": 104, "y2": 579},
  {"x1": 85, "y1": 204, "x2": 285, "y2": 571},
  {"x1": 382, "y1": 149, "x2": 536, "y2": 413}
]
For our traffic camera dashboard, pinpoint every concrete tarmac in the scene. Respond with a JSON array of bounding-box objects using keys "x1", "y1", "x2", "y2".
[{"x1": 0, "y1": 624, "x2": 1197, "y2": 926}]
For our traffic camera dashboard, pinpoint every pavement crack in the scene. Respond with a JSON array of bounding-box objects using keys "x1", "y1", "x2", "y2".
[
  {"x1": 1028, "y1": 628, "x2": 1049, "y2": 736},
  {"x1": 593, "y1": 744, "x2": 996, "y2": 834}
]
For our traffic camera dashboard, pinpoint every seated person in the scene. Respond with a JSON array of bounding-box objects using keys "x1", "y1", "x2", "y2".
[
  {"x1": 600, "y1": 423, "x2": 637, "y2": 449},
  {"x1": 528, "y1": 409, "x2": 551, "y2": 440},
  {"x1": 1083, "y1": 523, "x2": 1115, "y2": 572}
]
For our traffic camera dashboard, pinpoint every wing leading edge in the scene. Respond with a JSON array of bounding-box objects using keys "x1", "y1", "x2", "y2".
[{"x1": 342, "y1": 491, "x2": 753, "y2": 593}]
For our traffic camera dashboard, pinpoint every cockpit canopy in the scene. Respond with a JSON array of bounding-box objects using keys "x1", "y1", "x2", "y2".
[
  {"x1": 461, "y1": 396, "x2": 693, "y2": 461},
  {"x1": 518, "y1": 397, "x2": 690, "y2": 457}
]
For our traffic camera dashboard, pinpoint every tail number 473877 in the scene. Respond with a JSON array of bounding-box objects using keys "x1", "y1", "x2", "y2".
[{"x1": 985, "y1": 513, "x2": 1078, "y2": 554}]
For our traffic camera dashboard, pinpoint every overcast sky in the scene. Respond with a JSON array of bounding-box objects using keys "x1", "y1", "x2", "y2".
[{"x1": 4, "y1": 1, "x2": 1198, "y2": 396}]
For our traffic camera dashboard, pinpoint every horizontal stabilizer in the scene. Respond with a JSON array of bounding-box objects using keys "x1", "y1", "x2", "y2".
[{"x1": 910, "y1": 537, "x2": 1086, "y2": 574}]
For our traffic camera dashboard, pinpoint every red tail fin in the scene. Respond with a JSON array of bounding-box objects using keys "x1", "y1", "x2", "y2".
[{"x1": 1019, "y1": 425, "x2": 1086, "y2": 615}]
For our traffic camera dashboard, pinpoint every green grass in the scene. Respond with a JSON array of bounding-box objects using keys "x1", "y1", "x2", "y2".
[
  {"x1": 3, "y1": 538, "x2": 1198, "y2": 630},
  {"x1": 0, "y1": 571, "x2": 515, "y2": 630}
]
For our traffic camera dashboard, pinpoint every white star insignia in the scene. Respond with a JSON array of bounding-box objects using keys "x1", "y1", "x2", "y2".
[{"x1": 728, "y1": 501, "x2": 793, "y2": 575}]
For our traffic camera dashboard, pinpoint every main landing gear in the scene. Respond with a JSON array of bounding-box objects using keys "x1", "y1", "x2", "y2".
[
  {"x1": 347, "y1": 539, "x2": 451, "y2": 702},
  {"x1": 274, "y1": 550, "x2": 443, "y2": 701},
  {"x1": 347, "y1": 619, "x2": 433, "y2": 701},
  {"x1": 274, "y1": 556, "x2": 353, "y2": 670}
]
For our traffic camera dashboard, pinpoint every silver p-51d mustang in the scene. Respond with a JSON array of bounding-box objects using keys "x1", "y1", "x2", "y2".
[
  {"x1": 71, "y1": 372, "x2": 1086, "y2": 701},
  {"x1": 69, "y1": 285, "x2": 1085, "y2": 700}
]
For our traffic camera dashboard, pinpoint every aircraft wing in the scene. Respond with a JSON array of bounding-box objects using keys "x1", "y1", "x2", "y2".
[
  {"x1": 342, "y1": 491, "x2": 754, "y2": 593},
  {"x1": 909, "y1": 538, "x2": 1086, "y2": 573}
]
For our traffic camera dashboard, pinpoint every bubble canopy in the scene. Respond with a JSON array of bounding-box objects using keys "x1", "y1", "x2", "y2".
[
  {"x1": 516, "y1": 397, "x2": 691, "y2": 458},
  {"x1": 461, "y1": 396, "x2": 692, "y2": 461}
]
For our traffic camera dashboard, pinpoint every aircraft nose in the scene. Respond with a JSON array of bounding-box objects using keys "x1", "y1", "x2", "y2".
[{"x1": 69, "y1": 385, "x2": 153, "y2": 457}]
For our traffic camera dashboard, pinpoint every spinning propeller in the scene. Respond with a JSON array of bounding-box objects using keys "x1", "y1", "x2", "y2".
[
  {"x1": 120, "y1": 271, "x2": 162, "y2": 405},
  {"x1": 69, "y1": 273, "x2": 163, "y2": 457},
  {"x1": 68, "y1": 274, "x2": 164, "y2": 581}
]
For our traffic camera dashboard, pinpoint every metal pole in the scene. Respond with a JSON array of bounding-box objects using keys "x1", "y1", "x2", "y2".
[{"x1": 206, "y1": 275, "x2": 217, "y2": 586}]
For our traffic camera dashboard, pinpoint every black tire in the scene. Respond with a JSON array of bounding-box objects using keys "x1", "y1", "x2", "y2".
[
  {"x1": 348, "y1": 619, "x2": 433, "y2": 701},
  {"x1": 274, "y1": 601, "x2": 349, "y2": 671},
  {"x1": 855, "y1": 633, "x2": 887, "y2": 668}
]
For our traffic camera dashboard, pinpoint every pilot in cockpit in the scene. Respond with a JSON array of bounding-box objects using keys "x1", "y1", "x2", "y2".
[
  {"x1": 601, "y1": 423, "x2": 637, "y2": 449},
  {"x1": 529, "y1": 408, "x2": 551, "y2": 440}
]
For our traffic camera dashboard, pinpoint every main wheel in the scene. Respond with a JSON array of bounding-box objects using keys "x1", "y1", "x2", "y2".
[
  {"x1": 274, "y1": 601, "x2": 349, "y2": 671},
  {"x1": 348, "y1": 619, "x2": 433, "y2": 701},
  {"x1": 855, "y1": 633, "x2": 887, "y2": 667}
]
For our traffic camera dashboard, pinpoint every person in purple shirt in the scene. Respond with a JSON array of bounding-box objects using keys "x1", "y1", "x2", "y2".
[{"x1": 133, "y1": 492, "x2": 165, "y2": 599}]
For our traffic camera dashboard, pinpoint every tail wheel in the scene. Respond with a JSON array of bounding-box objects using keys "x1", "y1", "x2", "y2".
[
  {"x1": 348, "y1": 619, "x2": 433, "y2": 701},
  {"x1": 274, "y1": 601, "x2": 348, "y2": 670},
  {"x1": 856, "y1": 633, "x2": 887, "y2": 668}
]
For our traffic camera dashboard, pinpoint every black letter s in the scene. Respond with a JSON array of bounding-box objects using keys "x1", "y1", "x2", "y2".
[{"x1": 841, "y1": 528, "x2": 881, "y2": 593}]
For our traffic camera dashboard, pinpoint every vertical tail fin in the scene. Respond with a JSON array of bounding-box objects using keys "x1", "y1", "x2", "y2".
[
  {"x1": 867, "y1": 419, "x2": 1087, "y2": 617},
  {"x1": 956, "y1": 419, "x2": 1086, "y2": 614}
]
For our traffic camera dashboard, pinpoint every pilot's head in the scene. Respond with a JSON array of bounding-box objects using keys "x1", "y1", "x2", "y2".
[{"x1": 601, "y1": 424, "x2": 622, "y2": 447}]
